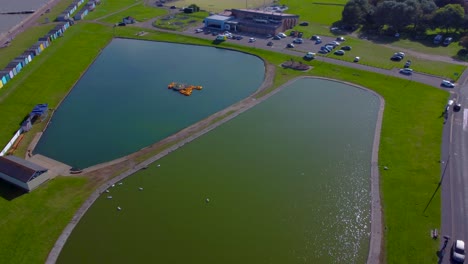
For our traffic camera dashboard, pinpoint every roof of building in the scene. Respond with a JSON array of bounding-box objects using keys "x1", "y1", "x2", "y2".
[
  {"x1": 232, "y1": 8, "x2": 299, "y2": 17},
  {"x1": 205, "y1": 15, "x2": 232, "y2": 21},
  {"x1": 0, "y1": 156, "x2": 47, "y2": 183}
]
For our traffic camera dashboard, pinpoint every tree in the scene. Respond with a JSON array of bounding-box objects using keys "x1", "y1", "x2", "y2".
[
  {"x1": 460, "y1": 35, "x2": 468, "y2": 49},
  {"x1": 188, "y1": 4, "x2": 200, "y2": 12},
  {"x1": 342, "y1": 0, "x2": 372, "y2": 25},
  {"x1": 434, "y1": 0, "x2": 464, "y2": 8},
  {"x1": 432, "y1": 4, "x2": 465, "y2": 32},
  {"x1": 373, "y1": 0, "x2": 419, "y2": 31}
]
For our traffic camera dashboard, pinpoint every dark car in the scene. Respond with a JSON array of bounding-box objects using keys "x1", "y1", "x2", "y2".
[
  {"x1": 235, "y1": 35, "x2": 243, "y2": 40},
  {"x1": 287, "y1": 43, "x2": 295, "y2": 48},
  {"x1": 391, "y1": 55, "x2": 403, "y2": 61},
  {"x1": 341, "y1": 46, "x2": 352, "y2": 51},
  {"x1": 170, "y1": 5, "x2": 176, "y2": 9},
  {"x1": 267, "y1": 41, "x2": 273, "y2": 46},
  {"x1": 300, "y1": 21, "x2": 309, "y2": 26},
  {"x1": 117, "y1": 22, "x2": 126, "y2": 26},
  {"x1": 443, "y1": 37, "x2": 453, "y2": 46},
  {"x1": 311, "y1": 35, "x2": 319, "y2": 40},
  {"x1": 298, "y1": 32, "x2": 303, "y2": 38},
  {"x1": 454, "y1": 103, "x2": 461, "y2": 112},
  {"x1": 273, "y1": 35, "x2": 281, "y2": 40},
  {"x1": 404, "y1": 60, "x2": 412, "y2": 68}
]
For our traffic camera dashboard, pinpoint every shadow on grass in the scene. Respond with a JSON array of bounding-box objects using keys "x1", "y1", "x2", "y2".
[{"x1": 0, "y1": 180, "x2": 26, "y2": 201}]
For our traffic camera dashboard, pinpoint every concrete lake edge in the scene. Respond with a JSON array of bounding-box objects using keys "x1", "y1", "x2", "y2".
[{"x1": 45, "y1": 68, "x2": 384, "y2": 263}]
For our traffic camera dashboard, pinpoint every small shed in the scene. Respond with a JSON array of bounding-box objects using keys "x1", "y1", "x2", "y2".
[
  {"x1": 27, "y1": 44, "x2": 41, "y2": 56},
  {"x1": 123, "y1": 16, "x2": 135, "y2": 24},
  {"x1": 14, "y1": 57, "x2": 28, "y2": 66},
  {"x1": 3, "y1": 67, "x2": 16, "y2": 78},
  {"x1": 38, "y1": 37, "x2": 51, "y2": 47},
  {"x1": 87, "y1": 1, "x2": 96, "y2": 11},
  {"x1": 74, "y1": 8, "x2": 88, "y2": 20},
  {"x1": 75, "y1": 0, "x2": 85, "y2": 7},
  {"x1": 7, "y1": 61, "x2": 22, "y2": 74},
  {"x1": 57, "y1": 13, "x2": 69, "y2": 21},
  {"x1": 0, "y1": 71, "x2": 10, "y2": 84},
  {"x1": 18, "y1": 53, "x2": 32, "y2": 64},
  {"x1": 0, "y1": 155, "x2": 49, "y2": 192}
]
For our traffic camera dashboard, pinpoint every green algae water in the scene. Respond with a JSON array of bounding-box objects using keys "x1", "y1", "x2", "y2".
[
  {"x1": 57, "y1": 78, "x2": 380, "y2": 264},
  {"x1": 33, "y1": 39, "x2": 264, "y2": 168}
]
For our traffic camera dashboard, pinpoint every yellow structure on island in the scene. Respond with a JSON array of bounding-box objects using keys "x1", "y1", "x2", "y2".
[{"x1": 167, "y1": 82, "x2": 203, "y2": 96}]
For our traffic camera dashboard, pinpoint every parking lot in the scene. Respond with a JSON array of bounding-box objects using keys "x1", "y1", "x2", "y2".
[{"x1": 183, "y1": 25, "x2": 454, "y2": 89}]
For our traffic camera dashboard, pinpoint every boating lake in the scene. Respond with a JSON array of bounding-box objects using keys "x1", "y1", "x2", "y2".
[
  {"x1": 33, "y1": 38, "x2": 265, "y2": 168},
  {"x1": 57, "y1": 78, "x2": 380, "y2": 263}
]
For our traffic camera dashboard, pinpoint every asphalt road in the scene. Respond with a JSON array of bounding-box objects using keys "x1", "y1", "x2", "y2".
[{"x1": 440, "y1": 66, "x2": 468, "y2": 263}]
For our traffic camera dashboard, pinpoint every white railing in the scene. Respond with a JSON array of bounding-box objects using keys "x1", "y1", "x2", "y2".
[{"x1": 0, "y1": 128, "x2": 23, "y2": 156}]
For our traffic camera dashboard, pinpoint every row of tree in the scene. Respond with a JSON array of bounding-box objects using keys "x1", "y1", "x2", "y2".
[{"x1": 342, "y1": 0, "x2": 467, "y2": 34}]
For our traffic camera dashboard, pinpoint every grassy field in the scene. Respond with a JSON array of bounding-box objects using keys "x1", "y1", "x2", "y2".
[
  {"x1": 153, "y1": 11, "x2": 208, "y2": 31},
  {"x1": 173, "y1": 0, "x2": 274, "y2": 12},
  {"x1": 313, "y1": 37, "x2": 466, "y2": 79},
  {"x1": 85, "y1": 0, "x2": 144, "y2": 20},
  {"x1": 97, "y1": 3, "x2": 167, "y2": 24},
  {"x1": 0, "y1": 20, "x2": 444, "y2": 263}
]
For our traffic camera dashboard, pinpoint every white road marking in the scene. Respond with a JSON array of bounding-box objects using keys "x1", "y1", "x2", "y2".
[{"x1": 464, "y1": 109, "x2": 468, "y2": 132}]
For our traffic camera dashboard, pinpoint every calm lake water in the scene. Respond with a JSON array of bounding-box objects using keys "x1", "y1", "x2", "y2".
[
  {"x1": 34, "y1": 38, "x2": 265, "y2": 168},
  {"x1": 57, "y1": 78, "x2": 380, "y2": 264}
]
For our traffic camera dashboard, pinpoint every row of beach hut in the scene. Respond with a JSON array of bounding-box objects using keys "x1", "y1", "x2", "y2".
[
  {"x1": 0, "y1": 22, "x2": 71, "y2": 90},
  {"x1": 57, "y1": 0, "x2": 101, "y2": 21}
]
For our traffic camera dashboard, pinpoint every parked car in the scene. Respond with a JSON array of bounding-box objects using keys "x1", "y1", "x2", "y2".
[
  {"x1": 443, "y1": 37, "x2": 453, "y2": 46},
  {"x1": 311, "y1": 35, "x2": 319, "y2": 40},
  {"x1": 304, "y1": 52, "x2": 316, "y2": 59},
  {"x1": 404, "y1": 60, "x2": 412, "y2": 68},
  {"x1": 395, "y1": 52, "x2": 405, "y2": 58},
  {"x1": 267, "y1": 41, "x2": 273, "y2": 46},
  {"x1": 451, "y1": 240, "x2": 465, "y2": 263},
  {"x1": 341, "y1": 46, "x2": 352, "y2": 51},
  {"x1": 235, "y1": 35, "x2": 243, "y2": 40},
  {"x1": 336, "y1": 36, "x2": 345, "y2": 41},
  {"x1": 441, "y1": 80, "x2": 455, "y2": 88},
  {"x1": 249, "y1": 38, "x2": 256, "y2": 43},
  {"x1": 454, "y1": 103, "x2": 462, "y2": 112},
  {"x1": 287, "y1": 43, "x2": 295, "y2": 48},
  {"x1": 330, "y1": 41, "x2": 340, "y2": 46},
  {"x1": 353, "y1": 56, "x2": 360, "y2": 62},
  {"x1": 195, "y1": 28, "x2": 203, "y2": 33},
  {"x1": 300, "y1": 21, "x2": 309, "y2": 26},
  {"x1": 320, "y1": 46, "x2": 331, "y2": 53},
  {"x1": 399, "y1": 68, "x2": 413, "y2": 75},
  {"x1": 315, "y1": 38, "x2": 322, "y2": 44},
  {"x1": 298, "y1": 32, "x2": 303, "y2": 38},
  {"x1": 433, "y1": 34, "x2": 443, "y2": 44},
  {"x1": 334, "y1": 50, "x2": 345, "y2": 55},
  {"x1": 278, "y1": 32, "x2": 287, "y2": 38},
  {"x1": 293, "y1": 38, "x2": 303, "y2": 44},
  {"x1": 273, "y1": 35, "x2": 281, "y2": 40},
  {"x1": 170, "y1": 5, "x2": 177, "y2": 9},
  {"x1": 266, "y1": 34, "x2": 273, "y2": 38},
  {"x1": 391, "y1": 55, "x2": 403, "y2": 61}
]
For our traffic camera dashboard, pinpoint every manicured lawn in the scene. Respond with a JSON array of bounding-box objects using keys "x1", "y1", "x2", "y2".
[
  {"x1": 0, "y1": 176, "x2": 91, "y2": 264},
  {"x1": 153, "y1": 11, "x2": 209, "y2": 31},
  {"x1": 98, "y1": 3, "x2": 167, "y2": 24},
  {"x1": 85, "y1": 0, "x2": 143, "y2": 20}
]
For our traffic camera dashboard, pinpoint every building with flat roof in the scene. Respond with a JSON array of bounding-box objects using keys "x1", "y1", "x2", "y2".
[
  {"x1": 204, "y1": 9, "x2": 299, "y2": 35},
  {"x1": 230, "y1": 9, "x2": 299, "y2": 35},
  {"x1": 0, "y1": 155, "x2": 49, "y2": 192},
  {"x1": 204, "y1": 15, "x2": 233, "y2": 30}
]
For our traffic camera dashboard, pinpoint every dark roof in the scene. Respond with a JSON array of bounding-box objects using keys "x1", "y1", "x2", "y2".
[
  {"x1": 0, "y1": 156, "x2": 47, "y2": 183},
  {"x1": 30, "y1": 103, "x2": 48, "y2": 116}
]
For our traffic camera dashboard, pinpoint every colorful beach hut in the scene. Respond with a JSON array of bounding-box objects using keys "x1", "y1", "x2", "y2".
[
  {"x1": 0, "y1": 80, "x2": 3, "y2": 89},
  {"x1": 0, "y1": 71, "x2": 11, "y2": 83},
  {"x1": 74, "y1": 8, "x2": 88, "y2": 20},
  {"x1": 7, "y1": 61, "x2": 22, "y2": 74},
  {"x1": 4, "y1": 66, "x2": 16, "y2": 78},
  {"x1": 27, "y1": 44, "x2": 42, "y2": 56}
]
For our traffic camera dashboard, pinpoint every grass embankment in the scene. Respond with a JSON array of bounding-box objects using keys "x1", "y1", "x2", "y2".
[
  {"x1": 0, "y1": 22, "x2": 444, "y2": 264},
  {"x1": 172, "y1": 0, "x2": 271, "y2": 12},
  {"x1": 153, "y1": 11, "x2": 208, "y2": 31},
  {"x1": 85, "y1": 0, "x2": 144, "y2": 20},
  {"x1": 97, "y1": 3, "x2": 167, "y2": 24}
]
